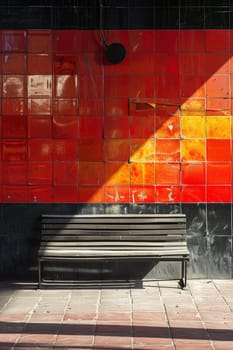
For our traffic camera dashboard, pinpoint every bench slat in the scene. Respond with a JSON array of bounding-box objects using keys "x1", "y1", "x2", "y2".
[
  {"x1": 41, "y1": 235, "x2": 186, "y2": 242},
  {"x1": 41, "y1": 228, "x2": 186, "y2": 235},
  {"x1": 40, "y1": 241, "x2": 187, "y2": 247}
]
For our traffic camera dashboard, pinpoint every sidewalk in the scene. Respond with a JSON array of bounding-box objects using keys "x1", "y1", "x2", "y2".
[{"x1": 0, "y1": 279, "x2": 233, "y2": 350}]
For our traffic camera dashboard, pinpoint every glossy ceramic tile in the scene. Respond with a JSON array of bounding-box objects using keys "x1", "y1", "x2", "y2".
[
  {"x1": 206, "y1": 116, "x2": 230, "y2": 138},
  {"x1": 155, "y1": 162, "x2": 180, "y2": 185},
  {"x1": 156, "y1": 186, "x2": 181, "y2": 203},
  {"x1": 105, "y1": 162, "x2": 129, "y2": 185},
  {"x1": 181, "y1": 162, "x2": 206, "y2": 184},
  {"x1": 2, "y1": 31, "x2": 27, "y2": 52},
  {"x1": 53, "y1": 162, "x2": 78, "y2": 185},
  {"x1": 181, "y1": 139, "x2": 205, "y2": 161},
  {"x1": 181, "y1": 116, "x2": 205, "y2": 139},
  {"x1": 206, "y1": 140, "x2": 231, "y2": 161},
  {"x1": 2, "y1": 116, "x2": 27, "y2": 139},
  {"x1": 129, "y1": 115, "x2": 154, "y2": 138},
  {"x1": 78, "y1": 186, "x2": 104, "y2": 203},
  {"x1": 130, "y1": 185, "x2": 155, "y2": 203},
  {"x1": 130, "y1": 163, "x2": 155, "y2": 185},
  {"x1": 53, "y1": 140, "x2": 78, "y2": 161},
  {"x1": 205, "y1": 30, "x2": 229, "y2": 52},
  {"x1": 53, "y1": 116, "x2": 78, "y2": 139},
  {"x1": 79, "y1": 162, "x2": 104, "y2": 185},
  {"x1": 207, "y1": 162, "x2": 231, "y2": 184},
  {"x1": 104, "y1": 186, "x2": 130, "y2": 203},
  {"x1": 28, "y1": 140, "x2": 52, "y2": 161},
  {"x1": 79, "y1": 139, "x2": 104, "y2": 161},
  {"x1": 104, "y1": 116, "x2": 129, "y2": 139},
  {"x1": 104, "y1": 139, "x2": 129, "y2": 161},
  {"x1": 130, "y1": 139, "x2": 155, "y2": 162},
  {"x1": 28, "y1": 116, "x2": 52, "y2": 139},
  {"x1": 79, "y1": 117, "x2": 103, "y2": 139},
  {"x1": 155, "y1": 139, "x2": 180, "y2": 161},
  {"x1": 2, "y1": 53, "x2": 26, "y2": 74},
  {"x1": 28, "y1": 162, "x2": 52, "y2": 185},
  {"x1": 28, "y1": 54, "x2": 52, "y2": 74},
  {"x1": 28, "y1": 30, "x2": 52, "y2": 52}
]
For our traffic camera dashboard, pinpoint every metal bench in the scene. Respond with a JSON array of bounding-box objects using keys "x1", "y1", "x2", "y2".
[{"x1": 38, "y1": 214, "x2": 189, "y2": 289}]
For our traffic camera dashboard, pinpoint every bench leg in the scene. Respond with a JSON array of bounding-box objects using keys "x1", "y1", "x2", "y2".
[
  {"x1": 179, "y1": 259, "x2": 187, "y2": 289},
  {"x1": 38, "y1": 259, "x2": 42, "y2": 289}
]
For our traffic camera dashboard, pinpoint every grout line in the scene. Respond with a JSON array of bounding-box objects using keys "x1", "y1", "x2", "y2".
[
  {"x1": 93, "y1": 288, "x2": 102, "y2": 350},
  {"x1": 212, "y1": 279, "x2": 233, "y2": 313},
  {"x1": 129, "y1": 286, "x2": 134, "y2": 350}
]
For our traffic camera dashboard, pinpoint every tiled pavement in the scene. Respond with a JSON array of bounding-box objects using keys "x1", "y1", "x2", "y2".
[{"x1": 0, "y1": 280, "x2": 233, "y2": 350}]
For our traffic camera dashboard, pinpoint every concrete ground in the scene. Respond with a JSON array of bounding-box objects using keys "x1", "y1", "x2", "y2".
[{"x1": 0, "y1": 279, "x2": 233, "y2": 350}]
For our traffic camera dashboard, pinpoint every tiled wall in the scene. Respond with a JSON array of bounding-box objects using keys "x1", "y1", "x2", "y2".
[{"x1": 0, "y1": 29, "x2": 232, "y2": 204}]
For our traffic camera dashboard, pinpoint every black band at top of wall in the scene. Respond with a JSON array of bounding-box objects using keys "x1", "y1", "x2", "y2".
[{"x1": 0, "y1": 1, "x2": 232, "y2": 30}]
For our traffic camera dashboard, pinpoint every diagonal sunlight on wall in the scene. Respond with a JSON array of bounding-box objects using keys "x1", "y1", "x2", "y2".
[{"x1": 0, "y1": 29, "x2": 232, "y2": 204}]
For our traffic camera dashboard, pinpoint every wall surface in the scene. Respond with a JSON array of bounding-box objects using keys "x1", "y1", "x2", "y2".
[{"x1": 0, "y1": 0, "x2": 233, "y2": 281}]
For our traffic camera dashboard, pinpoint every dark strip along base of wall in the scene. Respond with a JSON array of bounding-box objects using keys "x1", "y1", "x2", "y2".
[{"x1": 0, "y1": 203, "x2": 232, "y2": 283}]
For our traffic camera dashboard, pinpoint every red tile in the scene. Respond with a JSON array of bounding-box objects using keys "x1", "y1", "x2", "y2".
[
  {"x1": 79, "y1": 117, "x2": 103, "y2": 138},
  {"x1": 206, "y1": 30, "x2": 229, "y2": 52},
  {"x1": 104, "y1": 53, "x2": 129, "y2": 75},
  {"x1": 28, "y1": 186, "x2": 53, "y2": 202},
  {"x1": 207, "y1": 162, "x2": 231, "y2": 184},
  {"x1": 181, "y1": 185, "x2": 206, "y2": 202},
  {"x1": 155, "y1": 53, "x2": 179, "y2": 75},
  {"x1": 129, "y1": 75, "x2": 155, "y2": 98},
  {"x1": 105, "y1": 186, "x2": 130, "y2": 203},
  {"x1": 129, "y1": 30, "x2": 154, "y2": 53},
  {"x1": 130, "y1": 115, "x2": 154, "y2": 138},
  {"x1": 180, "y1": 30, "x2": 205, "y2": 52},
  {"x1": 79, "y1": 75, "x2": 103, "y2": 98},
  {"x1": 104, "y1": 139, "x2": 129, "y2": 161},
  {"x1": 79, "y1": 53, "x2": 103, "y2": 75},
  {"x1": 79, "y1": 162, "x2": 104, "y2": 185},
  {"x1": 2, "y1": 140, "x2": 27, "y2": 161},
  {"x1": 129, "y1": 53, "x2": 155, "y2": 75},
  {"x1": 54, "y1": 75, "x2": 78, "y2": 98},
  {"x1": 78, "y1": 30, "x2": 103, "y2": 53},
  {"x1": 53, "y1": 98, "x2": 78, "y2": 116},
  {"x1": 156, "y1": 185, "x2": 180, "y2": 203},
  {"x1": 104, "y1": 75, "x2": 128, "y2": 98},
  {"x1": 53, "y1": 161, "x2": 78, "y2": 185},
  {"x1": 181, "y1": 76, "x2": 205, "y2": 98},
  {"x1": 53, "y1": 30, "x2": 77, "y2": 52},
  {"x1": 28, "y1": 30, "x2": 52, "y2": 52},
  {"x1": 79, "y1": 98, "x2": 103, "y2": 117},
  {"x1": 155, "y1": 30, "x2": 179, "y2": 53},
  {"x1": 53, "y1": 140, "x2": 78, "y2": 161},
  {"x1": 53, "y1": 116, "x2": 78, "y2": 139},
  {"x1": 2, "y1": 53, "x2": 26, "y2": 74},
  {"x1": 130, "y1": 163, "x2": 155, "y2": 185},
  {"x1": 182, "y1": 162, "x2": 206, "y2": 185},
  {"x1": 156, "y1": 139, "x2": 180, "y2": 161},
  {"x1": 28, "y1": 98, "x2": 51, "y2": 116},
  {"x1": 2, "y1": 75, "x2": 26, "y2": 97},
  {"x1": 2, "y1": 185, "x2": 27, "y2": 202},
  {"x1": 206, "y1": 75, "x2": 230, "y2": 98},
  {"x1": 207, "y1": 140, "x2": 231, "y2": 161},
  {"x1": 104, "y1": 116, "x2": 129, "y2": 138},
  {"x1": 53, "y1": 54, "x2": 78, "y2": 75},
  {"x1": 180, "y1": 53, "x2": 205, "y2": 75},
  {"x1": 156, "y1": 162, "x2": 180, "y2": 185},
  {"x1": 207, "y1": 185, "x2": 231, "y2": 202},
  {"x1": 155, "y1": 115, "x2": 180, "y2": 138},
  {"x1": 28, "y1": 139, "x2": 52, "y2": 161},
  {"x1": 104, "y1": 98, "x2": 128, "y2": 117},
  {"x1": 28, "y1": 116, "x2": 52, "y2": 138},
  {"x1": 78, "y1": 186, "x2": 104, "y2": 203},
  {"x1": 79, "y1": 139, "x2": 104, "y2": 161},
  {"x1": 0, "y1": 162, "x2": 2, "y2": 184},
  {"x1": 2, "y1": 116, "x2": 27, "y2": 138},
  {"x1": 28, "y1": 162, "x2": 52, "y2": 185},
  {"x1": 130, "y1": 185, "x2": 155, "y2": 203},
  {"x1": 28, "y1": 54, "x2": 52, "y2": 74},
  {"x1": 53, "y1": 185, "x2": 78, "y2": 202},
  {"x1": 155, "y1": 74, "x2": 180, "y2": 99},
  {"x1": 2, "y1": 30, "x2": 27, "y2": 52},
  {"x1": 205, "y1": 53, "x2": 230, "y2": 75},
  {"x1": 3, "y1": 162, "x2": 27, "y2": 184}
]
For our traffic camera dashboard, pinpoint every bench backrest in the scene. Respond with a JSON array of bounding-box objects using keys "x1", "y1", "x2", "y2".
[{"x1": 41, "y1": 214, "x2": 187, "y2": 248}]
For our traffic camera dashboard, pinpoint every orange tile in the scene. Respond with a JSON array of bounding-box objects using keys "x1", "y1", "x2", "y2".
[
  {"x1": 130, "y1": 163, "x2": 155, "y2": 185},
  {"x1": 105, "y1": 162, "x2": 129, "y2": 185},
  {"x1": 156, "y1": 186, "x2": 180, "y2": 203},
  {"x1": 206, "y1": 75, "x2": 230, "y2": 98},
  {"x1": 130, "y1": 185, "x2": 155, "y2": 203},
  {"x1": 207, "y1": 140, "x2": 231, "y2": 161},
  {"x1": 156, "y1": 115, "x2": 180, "y2": 138},
  {"x1": 156, "y1": 163, "x2": 180, "y2": 185},
  {"x1": 206, "y1": 116, "x2": 230, "y2": 138},
  {"x1": 181, "y1": 139, "x2": 205, "y2": 161},
  {"x1": 181, "y1": 185, "x2": 206, "y2": 202},
  {"x1": 79, "y1": 162, "x2": 104, "y2": 185},
  {"x1": 181, "y1": 99, "x2": 205, "y2": 115},
  {"x1": 130, "y1": 139, "x2": 155, "y2": 162},
  {"x1": 156, "y1": 139, "x2": 180, "y2": 161},
  {"x1": 104, "y1": 139, "x2": 129, "y2": 161},
  {"x1": 78, "y1": 186, "x2": 104, "y2": 203},
  {"x1": 207, "y1": 162, "x2": 231, "y2": 184},
  {"x1": 181, "y1": 162, "x2": 206, "y2": 184},
  {"x1": 130, "y1": 115, "x2": 154, "y2": 138},
  {"x1": 105, "y1": 186, "x2": 130, "y2": 203},
  {"x1": 181, "y1": 116, "x2": 205, "y2": 139}
]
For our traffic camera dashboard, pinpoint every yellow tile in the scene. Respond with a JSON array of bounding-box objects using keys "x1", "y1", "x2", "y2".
[
  {"x1": 182, "y1": 139, "x2": 205, "y2": 161},
  {"x1": 181, "y1": 116, "x2": 205, "y2": 138},
  {"x1": 130, "y1": 139, "x2": 155, "y2": 162},
  {"x1": 206, "y1": 116, "x2": 230, "y2": 138}
]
